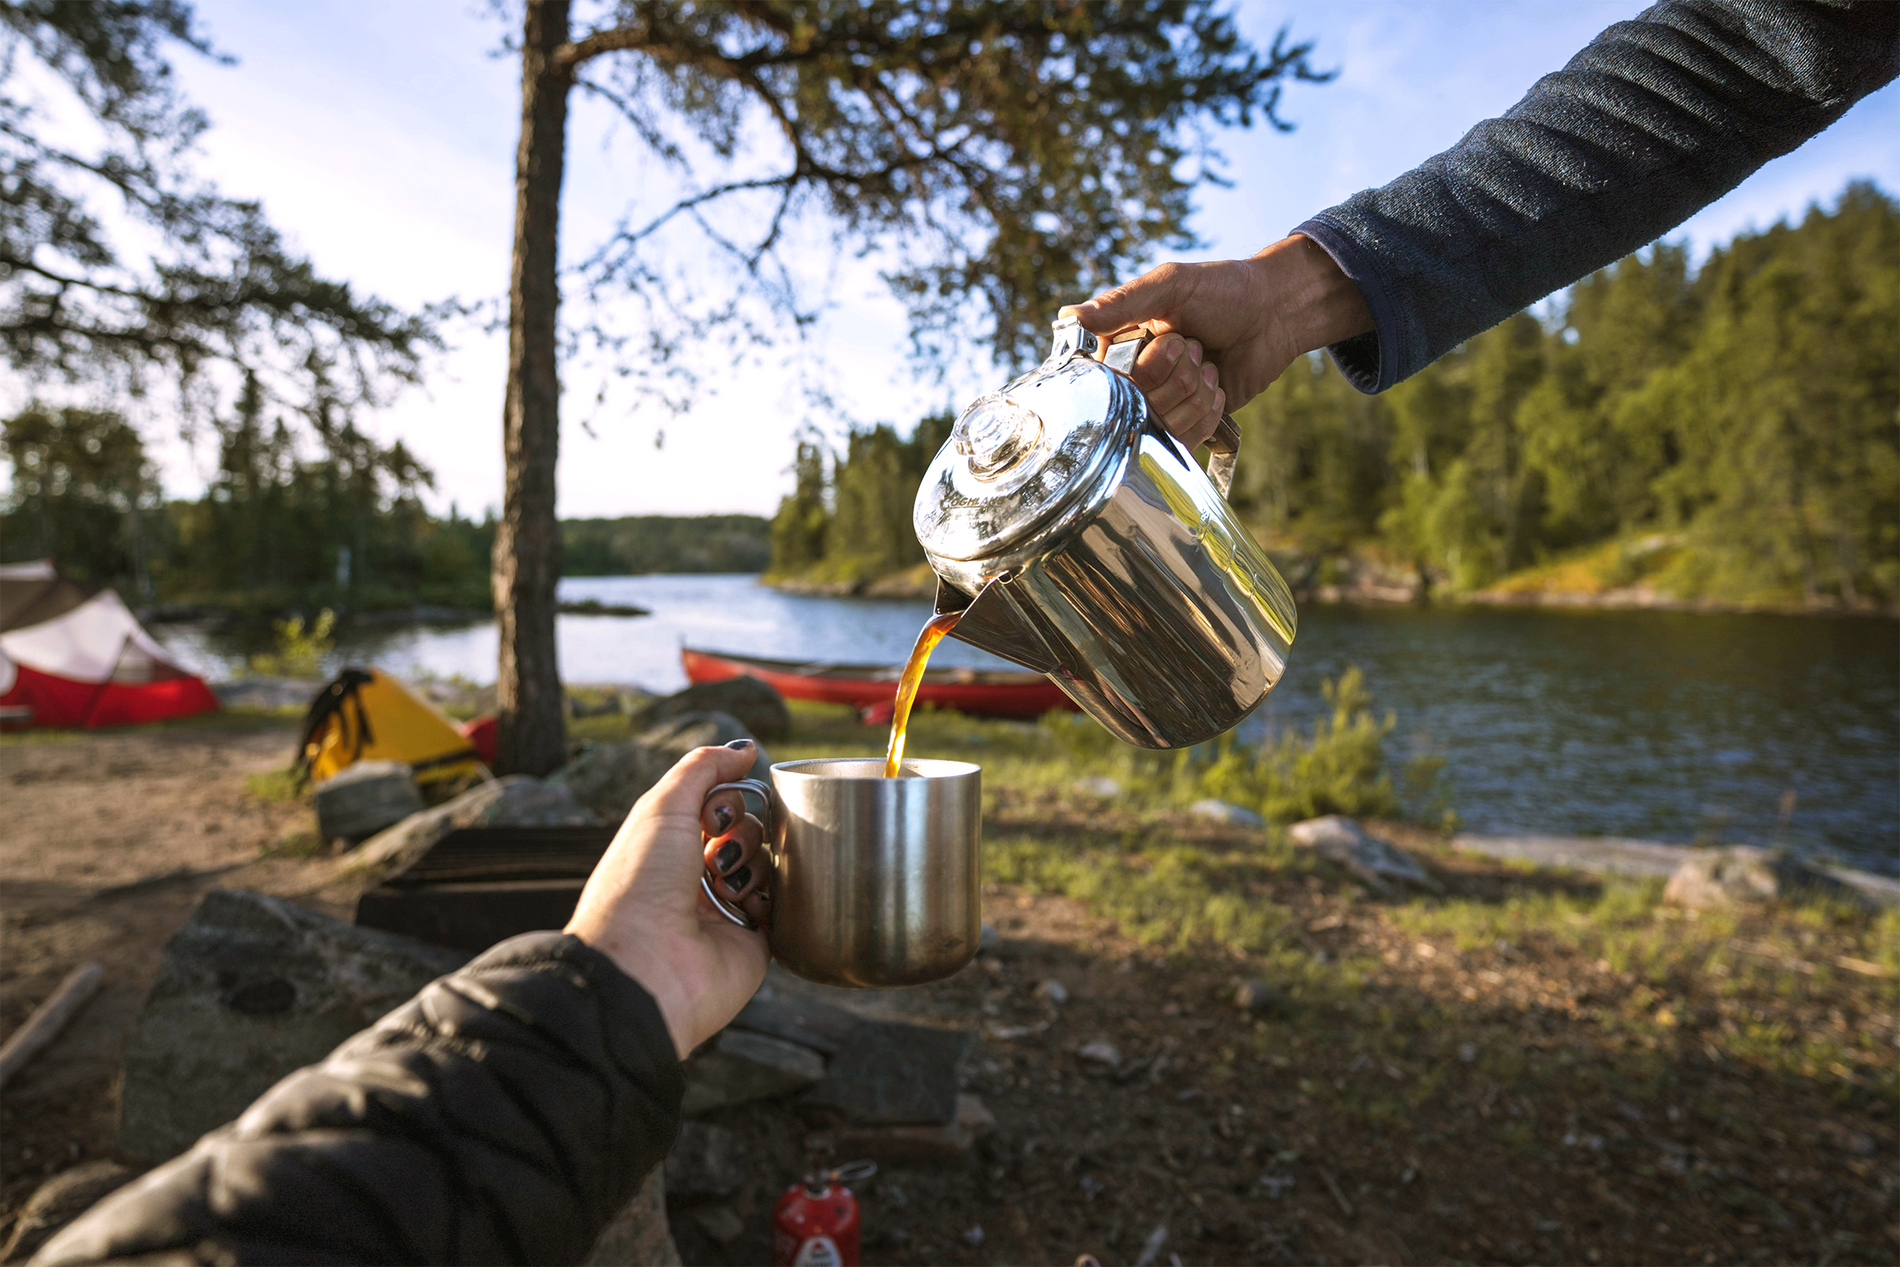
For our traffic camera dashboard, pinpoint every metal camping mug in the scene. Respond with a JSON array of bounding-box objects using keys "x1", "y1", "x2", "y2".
[{"x1": 698, "y1": 758, "x2": 982, "y2": 988}]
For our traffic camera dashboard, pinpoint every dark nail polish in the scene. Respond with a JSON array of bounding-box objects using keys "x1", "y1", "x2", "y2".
[
  {"x1": 713, "y1": 804, "x2": 734, "y2": 831},
  {"x1": 725, "y1": 738, "x2": 754, "y2": 751},
  {"x1": 725, "y1": 864, "x2": 753, "y2": 893},
  {"x1": 714, "y1": 839, "x2": 742, "y2": 872}
]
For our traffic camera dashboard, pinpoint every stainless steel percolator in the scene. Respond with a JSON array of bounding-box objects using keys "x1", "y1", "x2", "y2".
[{"x1": 913, "y1": 314, "x2": 1298, "y2": 748}]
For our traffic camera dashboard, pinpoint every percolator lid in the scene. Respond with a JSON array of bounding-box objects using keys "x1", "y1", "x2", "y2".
[{"x1": 912, "y1": 332, "x2": 1146, "y2": 565}]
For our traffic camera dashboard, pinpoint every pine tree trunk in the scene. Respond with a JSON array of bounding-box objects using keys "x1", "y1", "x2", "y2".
[{"x1": 493, "y1": 0, "x2": 572, "y2": 776}]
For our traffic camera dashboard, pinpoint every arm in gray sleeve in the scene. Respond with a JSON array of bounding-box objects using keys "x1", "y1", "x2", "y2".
[
  {"x1": 35, "y1": 933, "x2": 684, "y2": 1266},
  {"x1": 1296, "y1": 0, "x2": 1899, "y2": 393}
]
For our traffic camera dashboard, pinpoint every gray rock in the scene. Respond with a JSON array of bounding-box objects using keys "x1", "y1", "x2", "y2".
[
  {"x1": 1190, "y1": 798, "x2": 1265, "y2": 828},
  {"x1": 731, "y1": 992, "x2": 859, "y2": 1056},
  {"x1": 1287, "y1": 815, "x2": 1439, "y2": 891},
  {"x1": 978, "y1": 922, "x2": 1000, "y2": 955},
  {"x1": 801, "y1": 1020, "x2": 975, "y2": 1126},
  {"x1": 664, "y1": 1122, "x2": 747, "y2": 1202},
  {"x1": 1235, "y1": 980, "x2": 1278, "y2": 1015},
  {"x1": 583, "y1": 1167, "x2": 680, "y2": 1266},
  {"x1": 118, "y1": 890, "x2": 466, "y2": 1165},
  {"x1": 313, "y1": 760, "x2": 424, "y2": 844},
  {"x1": 0, "y1": 1160, "x2": 139, "y2": 1264},
  {"x1": 681, "y1": 1029, "x2": 827, "y2": 1117},
  {"x1": 1032, "y1": 979, "x2": 1070, "y2": 1006},
  {"x1": 550, "y1": 740, "x2": 676, "y2": 824},
  {"x1": 1663, "y1": 846, "x2": 1862, "y2": 909},
  {"x1": 635, "y1": 677, "x2": 791, "y2": 742},
  {"x1": 552, "y1": 715, "x2": 770, "y2": 825},
  {"x1": 1076, "y1": 1039, "x2": 1122, "y2": 1070},
  {"x1": 346, "y1": 775, "x2": 598, "y2": 880}
]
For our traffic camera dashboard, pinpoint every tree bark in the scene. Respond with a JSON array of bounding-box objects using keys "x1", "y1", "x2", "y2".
[{"x1": 494, "y1": 0, "x2": 573, "y2": 776}]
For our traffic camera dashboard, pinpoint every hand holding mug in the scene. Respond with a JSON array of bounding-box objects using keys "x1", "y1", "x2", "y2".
[{"x1": 566, "y1": 740, "x2": 775, "y2": 1060}]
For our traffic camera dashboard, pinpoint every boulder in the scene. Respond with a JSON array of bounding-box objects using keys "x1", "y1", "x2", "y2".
[
  {"x1": 635, "y1": 677, "x2": 791, "y2": 742},
  {"x1": 118, "y1": 890, "x2": 466, "y2": 1165},
  {"x1": 583, "y1": 1167, "x2": 680, "y2": 1267},
  {"x1": 551, "y1": 714, "x2": 770, "y2": 825},
  {"x1": 313, "y1": 760, "x2": 424, "y2": 844},
  {"x1": 800, "y1": 1020, "x2": 975, "y2": 1126},
  {"x1": 1288, "y1": 815, "x2": 1439, "y2": 891},
  {"x1": 681, "y1": 1029, "x2": 827, "y2": 1117},
  {"x1": 664, "y1": 1122, "x2": 747, "y2": 1202},
  {"x1": 550, "y1": 740, "x2": 676, "y2": 824},
  {"x1": 1190, "y1": 799, "x2": 1265, "y2": 828},
  {"x1": 1663, "y1": 846, "x2": 1862, "y2": 909},
  {"x1": 346, "y1": 775, "x2": 597, "y2": 880},
  {"x1": 0, "y1": 1161, "x2": 139, "y2": 1264}
]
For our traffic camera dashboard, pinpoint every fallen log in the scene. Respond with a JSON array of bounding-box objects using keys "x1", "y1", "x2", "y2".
[{"x1": 0, "y1": 963, "x2": 103, "y2": 1091}]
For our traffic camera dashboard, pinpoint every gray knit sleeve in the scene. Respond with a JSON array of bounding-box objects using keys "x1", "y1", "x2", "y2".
[{"x1": 1295, "y1": 0, "x2": 1899, "y2": 393}]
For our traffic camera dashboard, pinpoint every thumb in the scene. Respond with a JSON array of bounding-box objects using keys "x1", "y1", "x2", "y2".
[
  {"x1": 1064, "y1": 263, "x2": 1189, "y2": 336},
  {"x1": 644, "y1": 740, "x2": 762, "y2": 822}
]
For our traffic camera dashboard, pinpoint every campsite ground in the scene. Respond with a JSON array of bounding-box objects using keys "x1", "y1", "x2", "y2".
[{"x1": 1, "y1": 708, "x2": 1895, "y2": 1265}]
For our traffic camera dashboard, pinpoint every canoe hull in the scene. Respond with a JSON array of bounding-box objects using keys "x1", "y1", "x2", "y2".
[{"x1": 681, "y1": 647, "x2": 1076, "y2": 721}]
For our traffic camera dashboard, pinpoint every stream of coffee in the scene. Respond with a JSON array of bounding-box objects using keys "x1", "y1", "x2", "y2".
[{"x1": 884, "y1": 610, "x2": 964, "y2": 777}]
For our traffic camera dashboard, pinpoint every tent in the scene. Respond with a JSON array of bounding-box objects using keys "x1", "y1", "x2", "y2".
[
  {"x1": 0, "y1": 561, "x2": 220, "y2": 728},
  {"x1": 294, "y1": 667, "x2": 485, "y2": 789}
]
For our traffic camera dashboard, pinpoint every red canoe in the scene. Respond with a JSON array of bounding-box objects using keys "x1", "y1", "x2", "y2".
[{"x1": 681, "y1": 646, "x2": 1077, "y2": 722}]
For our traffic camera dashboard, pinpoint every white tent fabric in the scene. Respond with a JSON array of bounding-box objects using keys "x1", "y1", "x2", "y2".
[
  {"x1": 0, "y1": 645, "x2": 15, "y2": 695},
  {"x1": 0, "y1": 589, "x2": 185, "y2": 683},
  {"x1": 0, "y1": 560, "x2": 57, "y2": 581}
]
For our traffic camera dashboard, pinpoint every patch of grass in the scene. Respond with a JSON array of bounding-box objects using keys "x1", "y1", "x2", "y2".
[
  {"x1": 985, "y1": 832, "x2": 1293, "y2": 955},
  {"x1": 260, "y1": 827, "x2": 325, "y2": 858},
  {"x1": 245, "y1": 765, "x2": 305, "y2": 805}
]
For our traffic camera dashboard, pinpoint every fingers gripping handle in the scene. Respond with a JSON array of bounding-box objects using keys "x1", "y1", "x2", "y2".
[
  {"x1": 1093, "y1": 324, "x2": 1241, "y2": 499},
  {"x1": 700, "y1": 779, "x2": 772, "y2": 931}
]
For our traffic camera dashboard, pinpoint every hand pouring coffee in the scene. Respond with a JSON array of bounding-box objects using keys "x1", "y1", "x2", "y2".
[{"x1": 701, "y1": 313, "x2": 1298, "y2": 988}]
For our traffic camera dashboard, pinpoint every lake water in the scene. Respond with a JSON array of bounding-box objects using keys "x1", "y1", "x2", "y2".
[{"x1": 158, "y1": 574, "x2": 1899, "y2": 877}]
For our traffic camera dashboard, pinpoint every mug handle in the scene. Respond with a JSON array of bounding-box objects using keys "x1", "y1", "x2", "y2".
[{"x1": 699, "y1": 778, "x2": 773, "y2": 932}]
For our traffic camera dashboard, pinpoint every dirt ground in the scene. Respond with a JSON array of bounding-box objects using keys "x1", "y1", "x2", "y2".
[{"x1": 2, "y1": 719, "x2": 1895, "y2": 1266}]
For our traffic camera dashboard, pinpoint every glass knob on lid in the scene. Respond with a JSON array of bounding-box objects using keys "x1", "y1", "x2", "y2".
[{"x1": 954, "y1": 394, "x2": 1043, "y2": 480}]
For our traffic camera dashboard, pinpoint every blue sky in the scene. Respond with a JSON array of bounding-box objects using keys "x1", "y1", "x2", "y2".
[{"x1": 136, "y1": 1, "x2": 1900, "y2": 517}]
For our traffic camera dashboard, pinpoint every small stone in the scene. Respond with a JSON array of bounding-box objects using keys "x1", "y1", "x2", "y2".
[
  {"x1": 1190, "y1": 799, "x2": 1264, "y2": 828},
  {"x1": 963, "y1": 1225, "x2": 986, "y2": 1246},
  {"x1": 313, "y1": 761, "x2": 425, "y2": 844},
  {"x1": 690, "y1": 1205, "x2": 745, "y2": 1246},
  {"x1": 1076, "y1": 1039, "x2": 1122, "y2": 1070},
  {"x1": 681, "y1": 1029, "x2": 827, "y2": 1116},
  {"x1": 664, "y1": 1121, "x2": 746, "y2": 1201},
  {"x1": 1033, "y1": 979, "x2": 1069, "y2": 1005},
  {"x1": 1287, "y1": 815, "x2": 1438, "y2": 890},
  {"x1": 1234, "y1": 980, "x2": 1277, "y2": 1015},
  {"x1": 1073, "y1": 775, "x2": 1122, "y2": 797},
  {"x1": 978, "y1": 922, "x2": 1000, "y2": 955},
  {"x1": 346, "y1": 776, "x2": 597, "y2": 880}
]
